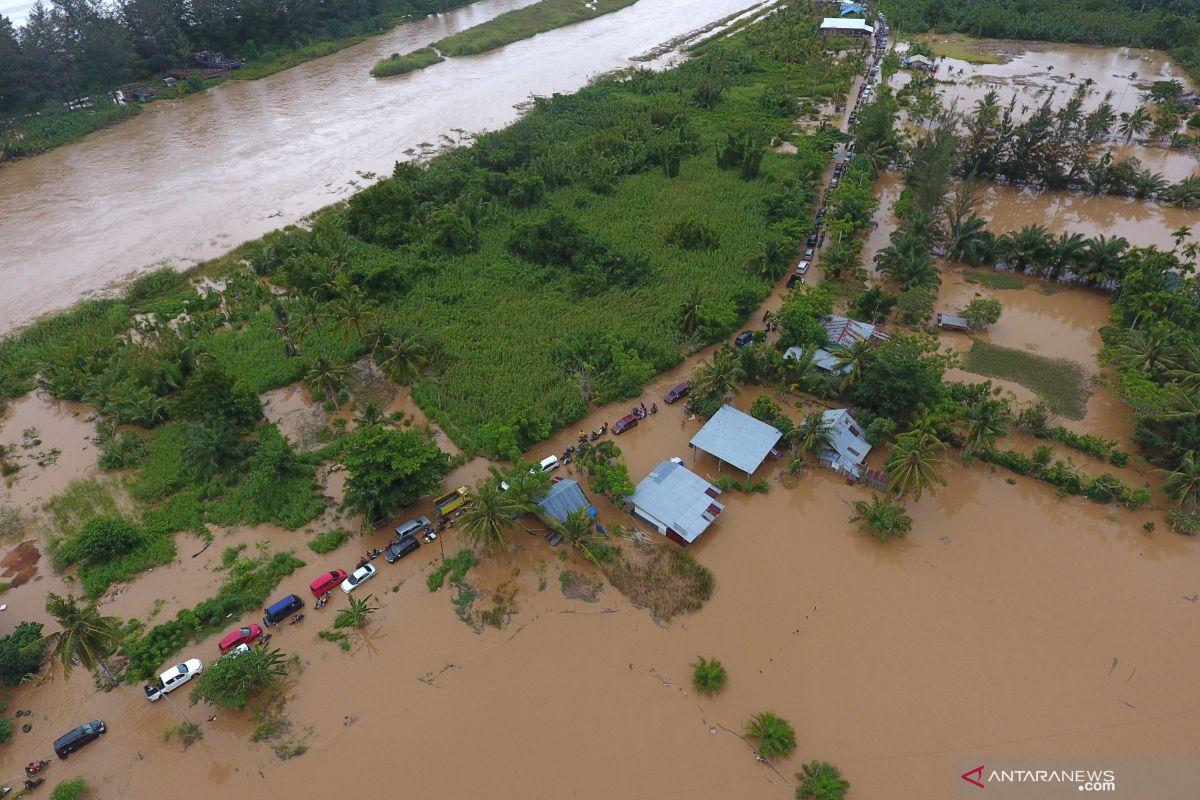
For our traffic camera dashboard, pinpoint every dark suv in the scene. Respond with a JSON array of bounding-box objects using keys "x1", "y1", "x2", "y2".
[
  {"x1": 386, "y1": 535, "x2": 420, "y2": 563},
  {"x1": 734, "y1": 331, "x2": 755, "y2": 348},
  {"x1": 54, "y1": 720, "x2": 106, "y2": 759}
]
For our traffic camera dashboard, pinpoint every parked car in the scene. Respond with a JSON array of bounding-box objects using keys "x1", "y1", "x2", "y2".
[
  {"x1": 612, "y1": 413, "x2": 639, "y2": 434},
  {"x1": 664, "y1": 383, "x2": 689, "y2": 404},
  {"x1": 222, "y1": 643, "x2": 251, "y2": 659},
  {"x1": 218, "y1": 624, "x2": 262, "y2": 654},
  {"x1": 341, "y1": 563, "x2": 377, "y2": 593},
  {"x1": 830, "y1": 176, "x2": 839, "y2": 188},
  {"x1": 531, "y1": 455, "x2": 559, "y2": 473},
  {"x1": 53, "y1": 720, "x2": 105, "y2": 759},
  {"x1": 795, "y1": 260, "x2": 810, "y2": 275},
  {"x1": 386, "y1": 535, "x2": 421, "y2": 563},
  {"x1": 263, "y1": 593, "x2": 305, "y2": 627},
  {"x1": 145, "y1": 658, "x2": 203, "y2": 702},
  {"x1": 804, "y1": 247, "x2": 815, "y2": 260},
  {"x1": 734, "y1": 331, "x2": 755, "y2": 348},
  {"x1": 395, "y1": 516, "x2": 431, "y2": 540},
  {"x1": 806, "y1": 232, "x2": 818, "y2": 247},
  {"x1": 309, "y1": 570, "x2": 348, "y2": 598}
]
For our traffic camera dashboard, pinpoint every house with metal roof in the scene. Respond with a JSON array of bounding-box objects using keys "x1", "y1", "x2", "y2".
[
  {"x1": 936, "y1": 312, "x2": 972, "y2": 332},
  {"x1": 822, "y1": 315, "x2": 892, "y2": 348},
  {"x1": 627, "y1": 460, "x2": 724, "y2": 546},
  {"x1": 820, "y1": 17, "x2": 873, "y2": 35},
  {"x1": 784, "y1": 345, "x2": 849, "y2": 375},
  {"x1": 904, "y1": 54, "x2": 934, "y2": 68},
  {"x1": 536, "y1": 479, "x2": 594, "y2": 524},
  {"x1": 839, "y1": 3, "x2": 865, "y2": 16},
  {"x1": 819, "y1": 408, "x2": 872, "y2": 477},
  {"x1": 689, "y1": 404, "x2": 783, "y2": 476}
]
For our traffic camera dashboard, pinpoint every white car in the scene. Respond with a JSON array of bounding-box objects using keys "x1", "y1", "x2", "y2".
[
  {"x1": 222, "y1": 643, "x2": 251, "y2": 659},
  {"x1": 341, "y1": 563, "x2": 377, "y2": 593},
  {"x1": 795, "y1": 260, "x2": 811, "y2": 275},
  {"x1": 144, "y1": 658, "x2": 204, "y2": 702}
]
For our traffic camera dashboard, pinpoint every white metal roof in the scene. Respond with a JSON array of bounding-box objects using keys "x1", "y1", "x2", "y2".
[
  {"x1": 822, "y1": 408, "x2": 871, "y2": 467},
  {"x1": 627, "y1": 460, "x2": 724, "y2": 544},
  {"x1": 785, "y1": 345, "x2": 846, "y2": 374},
  {"x1": 821, "y1": 18, "x2": 873, "y2": 33},
  {"x1": 689, "y1": 404, "x2": 782, "y2": 474}
]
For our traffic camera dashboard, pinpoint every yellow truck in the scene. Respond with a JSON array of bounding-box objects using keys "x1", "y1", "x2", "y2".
[{"x1": 433, "y1": 486, "x2": 470, "y2": 518}]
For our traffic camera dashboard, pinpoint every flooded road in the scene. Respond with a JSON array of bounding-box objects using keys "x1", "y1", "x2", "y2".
[{"x1": 0, "y1": 0, "x2": 756, "y2": 335}]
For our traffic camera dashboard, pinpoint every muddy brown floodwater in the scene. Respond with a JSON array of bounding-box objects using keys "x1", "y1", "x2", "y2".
[{"x1": 0, "y1": 0, "x2": 763, "y2": 336}]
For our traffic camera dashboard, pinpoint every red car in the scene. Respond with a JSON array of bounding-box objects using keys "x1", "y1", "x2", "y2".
[
  {"x1": 310, "y1": 569, "x2": 348, "y2": 598},
  {"x1": 664, "y1": 383, "x2": 689, "y2": 404},
  {"x1": 613, "y1": 414, "x2": 639, "y2": 434},
  {"x1": 218, "y1": 624, "x2": 262, "y2": 654}
]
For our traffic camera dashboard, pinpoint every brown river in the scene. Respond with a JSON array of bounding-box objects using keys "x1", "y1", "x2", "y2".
[
  {"x1": 0, "y1": 26, "x2": 1198, "y2": 800},
  {"x1": 0, "y1": 0, "x2": 756, "y2": 336}
]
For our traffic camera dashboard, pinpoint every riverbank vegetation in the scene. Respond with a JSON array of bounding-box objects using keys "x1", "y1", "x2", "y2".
[
  {"x1": 371, "y1": 47, "x2": 444, "y2": 78},
  {"x1": 0, "y1": 0, "x2": 481, "y2": 161}
]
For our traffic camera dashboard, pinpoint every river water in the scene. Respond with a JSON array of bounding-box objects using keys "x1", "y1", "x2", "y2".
[{"x1": 0, "y1": 0, "x2": 755, "y2": 336}]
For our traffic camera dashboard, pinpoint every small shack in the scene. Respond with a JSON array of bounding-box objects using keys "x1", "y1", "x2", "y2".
[
  {"x1": 822, "y1": 315, "x2": 892, "y2": 348},
  {"x1": 689, "y1": 404, "x2": 783, "y2": 476},
  {"x1": 537, "y1": 478, "x2": 594, "y2": 524},
  {"x1": 820, "y1": 18, "x2": 874, "y2": 36},
  {"x1": 839, "y1": 3, "x2": 865, "y2": 16},
  {"x1": 785, "y1": 345, "x2": 848, "y2": 375},
  {"x1": 627, "y1": 460, "x2": 724, "y2": 546},
  {"x1": 936, "y1": 312, "x2": 972, "y2": 332},
  {"x1": 819, "y1": 408, "x2": 872, "y2": 478},
  {"x1": 904, "y1": 54, "x2": 935, "y2": 70}
]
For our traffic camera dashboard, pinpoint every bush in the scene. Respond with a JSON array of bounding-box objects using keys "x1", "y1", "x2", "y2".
[
  {"x1": 691, "y1": 656, "x2": 728, "y2": 696},
  {"x1": 0, "y1": 621, "x2": 45, "y2": 686},
  {"x1": 0, "y1": 717, "x2": 11, "y2": 744},
  {"x1": 50, "y1": 778, "x2": 89, "y2": 800},
  {"x1": 371, "y1": 47, "x2": 444, "y2": 77},
  {"x1": 66, "y1": 517, "x2": 144, "y2": 565},
  {"x1": 427, "y1": 549, "x2": 478, "y2": 592},
  {"x1": 308, "y1": 529, "x2": 350, "y2": 554}
]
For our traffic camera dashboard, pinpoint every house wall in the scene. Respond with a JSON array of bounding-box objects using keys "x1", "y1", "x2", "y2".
[{"x1": 632, "y1": 506, "x2": 668, "y2": 535}]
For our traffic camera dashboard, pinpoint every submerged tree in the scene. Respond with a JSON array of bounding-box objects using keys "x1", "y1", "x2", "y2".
[
  {"x1": 886, "y1": 431, "x2": 949, "y2": 500},
  {"x1": 457, "y1": 478, "x2": 527, "y2": 555},
  {"x1": 849, "y1": 494, "x2": 913, "y2": 542},
  {"x1": 189, "y1": 646, "x2": 288, "y2": 711},
  {"x1": 795, "y1": 761, "x2": 850, "y2": 800},
  {"x1": 691, "y1": 656, "x2": 728, "y2": 696},
  {"x1": 34, "y1": 594, "x2": 122, "y2": 686},
  {"x1": 745, "y1": 711, "x2": 797, "y2": 760}
]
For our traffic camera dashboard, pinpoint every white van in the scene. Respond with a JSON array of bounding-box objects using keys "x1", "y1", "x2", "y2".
[{"x1": 531, "y1": 455, "x2": 560, "y2": 474}]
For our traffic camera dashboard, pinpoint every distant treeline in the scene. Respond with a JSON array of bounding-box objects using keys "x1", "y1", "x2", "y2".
[
  {"x1": 876, "y1": 0, "x2": 1200, "y2": 85},
  {"x1": 0, "y1": 0, "x2": 476, "y2": 114}
]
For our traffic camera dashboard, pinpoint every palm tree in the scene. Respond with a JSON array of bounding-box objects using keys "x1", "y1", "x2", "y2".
[
  {"x1": 1080, "y1": 235, "x2": 1130, "y2": 285},
  {"x1": 998, "y1": 225, "x2": 1052, "y2": 272},
  {"x1": 1167, "y1": 176, "x2": 1200, "y2": 208},
  {"x1": 796, "y1": 760, "x2": 850, "y2": 800},
  {"x1": 744, "y1": 711, "x2": 796, "y2": 760},
  {"x1": 690, "y1": 351, "x2": 745, "y2": 406},
  {"x1": 458, "y1": 479, "x2": 527, "y2": 555},
  {"x1": 831, "y1": 340, "x2": 872, "y2": 394},
  {"x1": 961, "y1": 400, "x2": 1011, "y2": 455},
  {"x1": 1170, "y1": 225, "x2": 1192, "y2": 251},
  {"x1": 375, "y1": 333, "x2": 429, "y2": 385},
  {"x1": 1114, "y1": 328, "x2": 1184, "y2": 377},
  {"x1": 1128, "y1": 169, "x2": 1169, "y2": 200},
  {"x1": 1117, "y1": 106, "x2": 1151, "y2": 142},
  {"x1": 794, "y1": 412, "x2": 834, "y2": 460},
  {"x1": 334, "y1": 594, "x2": 379, "y2": 629},
  {"x1": 34, "y1": 594, "x2": 123, "y2": 686},
  {"x1": 886, "y1": 431, "x2": 948, "y2": 500},
  {"x1": 849, "y1": 494, "x2": 913, "y2": 542},
  {"x1": 744, "y1": 239, "x2": 791, "y2": 282},
  {"x1": 329, "y1": 286, "x2": 378, "y2": 344},
  {"x1": 1158, "y1": 451, "x2": 1200, "y2": 511},
  {"x1": 786, "y1": 347, "x2": 824, "y2": 397},
  {"x1": 1043, "y1": 232, "x2": 1086, "y2": 280},
  {"x1": 304, "y1": 355, "x2": 353, "y2": 405},
  {"x1": 1156, "y1": 385, "x2": 1200, "y2": 421},
  {"x1": 553, "y1": 508, "x2": 596, "y2": 547},
  {"x1": 678, "y1": 287, "x2": 704, "y2": 334}
]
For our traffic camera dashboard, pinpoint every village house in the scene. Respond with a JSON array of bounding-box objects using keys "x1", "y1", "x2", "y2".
[
  {"x1": 904, "y1": 54, "x2": 935, "y2": 70},
  {"x1": 822, "y1": 314, "x2": 892, "y2": 348},
  {"x1": 819, "y1": 408, "x2": 872, "y2": 478},
  {"x1": 936, "y1": 312, "x2": 972, "y2": 332},
  {"x1": 627, "y1": 459, "x2": 724, "y2": 546},
  {"x1": 689, "y1": 404, "x2": 783, "y2": 476},
  {"x1": 820, "y1": 17, "x2": 874, "y2": 37},
  {"x1": 784, "y1": 345, "x2": 849, "y2": 375}
]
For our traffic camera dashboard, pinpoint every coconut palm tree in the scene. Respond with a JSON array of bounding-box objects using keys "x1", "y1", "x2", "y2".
[
  {"x1": 794, "y1": 412, "x2": 834, "y2": 460},
  {"x1": 961, "y1": 400, "x2": 1012, "y2": 455},
  {"x1": 744, "y1": 711, "x2": 796, "y2": 760},
  {"x1": 1117, "y1": 106, "x2": 1151, "y2": 142},
  {"x1": 375, "y1": 333, "x2": 429, "y2": 385},
  {"x1": 886, "y1": 431, "x2": 949, "y2": 500},
  {"x1": 690, "y1": 351, "x2": 745, "y2": 406},
  {"x1": 1158, "y1": 451, "x2": 1200, "y2": 511},
  {"x1": 304, "y1": 355, "x2": 353, "y2": 405},
  {"x1": 457, "y1": 478, "x2": 527, "y2": 555},
  {"x1": 796, "y1": 760, "x2": 851, "y2": 800},
  {"x1": 1155, "y1": 385, "x2": 1200, "y2": 421},
  {"x1": 786, "y1": 347, "x2": 825, "y2": 397},
  {"x1": 1170, "y1": 225, "x2": 1192, "y2": 251},
  {"x1": 849, "y1": 494, "x2": 913, "y2": 542},
  {"x1": 329, "y1": 286, "x2": 378, "y2": 344},
  {"x1": 554, "y1": 508, "x2": 596, "y2": 547},
  {"x1": 34, "y1": 594, "x2": 123, "y2": 686},
  {"x1": 832, "y1": 340, "x2": 872, "y2": 394},
  {"x1": 1114, "y1": 328, "x2": 1185, "y2": 377},
  {"x1": 1129, "y1": 169, "x2": 1169, "y2": 200},
  {"x1": 945, "y1": 214, "x2": 990, "y2": 264},
  {"x1": 678, "y1": 287, "x2": 704, "y2": 334},
  {"x1": 744, "y1": 239, "x2": 792, "y2": 282}
]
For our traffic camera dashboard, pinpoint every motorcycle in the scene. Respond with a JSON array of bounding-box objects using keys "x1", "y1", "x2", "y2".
[
  {"x1": 24, "y1": 762, "x2": 48, "y2": 778},
  {"x1": 650, "y1": 403, "x2": 658, "y2": 415},
  {"x1": 23, "y1": 779, "x2": 43, "y2": 792},
  {"x1": 289, "y1": 614, "x2": 305, "y2": 625}
]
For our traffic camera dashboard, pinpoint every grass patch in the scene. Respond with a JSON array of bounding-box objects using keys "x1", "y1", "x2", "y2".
[
  {"x1": 163, "y1": 722, "x2": 204, "y2": 749},
  {"x1": 371, "y1": 46, "x2": 444, "y2": 77},
  {"x1": 603, "y1": 546, "x2": 714, "y2": 622},
  {"x1": 917, "y1": 33, "x2": 1008, "y2": 65},
  {"x1": 558, "y1": 569, "x2": 603, "y2": 601},
  {"x1": 963, "y1": 341, "x2": 1089, "y2": 419},
  {"x1": 308, "y1": 529, "x2": 351, "y2": 554},
  {"x1": 434, "y1": 0, "x2": 640, "y2": 57},
  {"x1": 2, "y1": 105, "x2": 140, "y2": 163},
  {"x1": 426, "y1": 548, "x2": 478, "y2": 591},
  {"x1": 43, "y1": 478, "x2": 125, "y2": 540},
  {"x1": 963, "y1": 270, "x2": 1026, "y2": 290}
]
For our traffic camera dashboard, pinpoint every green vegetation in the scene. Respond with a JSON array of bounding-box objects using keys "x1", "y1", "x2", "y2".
[
  {"x1": 963, "y1": 271, "x2": 1025, "y2": 291},
  {"x1": 745, "y1": 711, "x2": 796, "y2": 760},
  {"x1": 849, "y1": 494, "x2": 913, "y2": 542},
  {"x1": 371, "y1": 47, "x2": 444, "y2": 78},
  {"x1": 123, "y1": 551, "x2": 305, "y2": 681},
  {"x1": 190, "y1": 645, "x2": 288, "y2": 711},
  {"x1": 163, "y1": 722, "x2": 204, "y2": 748},
  {"x1": 427, "y1": 549, "x2": 480, "y2": 591},
  {"x1": 334, "y1": 594, "x2": 379, "y2": 629},
  {"x1": 0, "y1": 717, "x2": 11, "y2": 744},
  {"x1": 963, "y1": 342, "x2": 1088, "y2": 419},
  {"x1": 920, "y1": 34, "x2": 1005, "y2": 65},
  {"x1": 308, "y1": 529, "x2": 351, "y2": 554},
  {"x1": 341, "y1": 425, "x2": 451, "y2": 523},
  {"x1": 54, "y1": 516, "x2": 177, "y2": 599},
  {"x1": 36, "y1": 593, "x2": 123, "y2": 686},
  {"x1": 49, "y1": 778, "x2": 90, "y2": 800},
  {"x1": 434, "y1": 0, "x2": 639, "y2": 57},
  {"x1": 1, "y1": 105, "x2": 140, "y2": 162},
  {"x1": 981, "y1": 447, "x2": 1151, "y2": 508},
  {"x1": 795, "y1": 760, "x2": 850, "y2": 800},
  {"x1": 573, "y1": 440, "x2": 636, "y2": 501},
  {"x1": 690, "y1": 656, "x2": 728, "y2": 696},
  {"x1": 960, "y1": 298, "x2": 1002, "y2": 331}
]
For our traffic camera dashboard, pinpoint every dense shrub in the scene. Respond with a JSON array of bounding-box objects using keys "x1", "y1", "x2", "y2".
[{"x1": 0, "y1": 622, "x2": 45, "y2": 686}]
